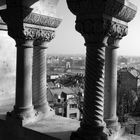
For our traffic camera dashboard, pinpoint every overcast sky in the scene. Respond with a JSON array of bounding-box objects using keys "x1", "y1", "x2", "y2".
[{"x1": 47, "y1": 0, "x2": 140, "y2": 56}]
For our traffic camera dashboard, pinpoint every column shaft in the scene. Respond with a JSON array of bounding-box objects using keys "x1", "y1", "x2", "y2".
[
  {"x1": 71, "y1": 43, "x2": 108, "y2": 140},
  {"x1": 32, "y1": 42, "x2": 48, "y2": 113},
  {"x1": 15, "y1": 45, "x2": 33, "y2": 110},
  {"x1": 83, "y1": 45, "x2": 105, "y2": 127},
  {"x1": 104, "y1": 36, "x2": 121, "y2": 132},
  {"x1": 104, "y1": 46, "x2": 118, "y2": 125},
  {"x1": 7, "y1": 40, "x2": 35, "y2": 125}
]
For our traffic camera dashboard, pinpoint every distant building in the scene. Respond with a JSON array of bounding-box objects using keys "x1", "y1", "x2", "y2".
[
  {"x1": 61, "y1": 91, "x2": 80, "y2": 120},
  {"x1": 66, "y1": 61, "x2": 71, "y2": 69},
  {"x1": 47, "y1": 86, "x2": 82, "y2": 120},
  {"x1": 117, "y1": 67, "x2": 140, "y2": 119},
  {"x1": 117, "y1": 67, "x2": 139, "y2": 93}
]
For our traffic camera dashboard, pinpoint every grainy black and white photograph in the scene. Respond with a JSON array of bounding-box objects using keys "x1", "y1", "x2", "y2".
[{"x1": 0, "y1": 0, "x2": 140, "y2": 140}]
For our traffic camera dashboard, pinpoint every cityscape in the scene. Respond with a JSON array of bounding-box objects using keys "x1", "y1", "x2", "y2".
[{"x1": 47, "y1": 55, "x2": 140, "y2": 127}]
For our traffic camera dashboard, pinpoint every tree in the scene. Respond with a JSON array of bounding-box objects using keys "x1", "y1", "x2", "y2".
[{"x1": 117, "y1": 89, "x2": 138, "y2": 122}]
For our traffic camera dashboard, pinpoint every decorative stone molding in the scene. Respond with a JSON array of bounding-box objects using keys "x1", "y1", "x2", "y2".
[
  {"x1": 66, "y1": 0, "x2": 137, "y2": 23},
  {"x1": 0, "y1": 12, "x2": 61, "y2": 29},
  {"x1": 67, "y1": 0, "x2": 106, "y2": 16},
  {"x1": 24, "y1": 26, "x2": 55, "y2": 42},
  {"x1": 104, "y1": 0, "x2": 137, "y2": 22},
  {"x1": 24, "y1": 13, "x2": 62, "y2": 28}
]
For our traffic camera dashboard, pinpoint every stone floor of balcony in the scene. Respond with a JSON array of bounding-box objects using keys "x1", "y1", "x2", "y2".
[
  {"x1": 0, "y1": 95, "x2": 80, "y2": 140},
  {"x1": 0, "y1": 95, "x2": 140, "y2": 140}
]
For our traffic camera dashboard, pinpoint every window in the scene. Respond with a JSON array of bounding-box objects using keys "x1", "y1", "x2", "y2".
[
  {"x1": 69, "y1": 113, "x2": 77, "y2": 119},
  {"x1": 69, "y1": 104, "x2": 77, "y2": 109}
]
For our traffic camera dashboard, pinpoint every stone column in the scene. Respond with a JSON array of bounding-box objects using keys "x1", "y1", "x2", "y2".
[
  {"x1": 66, "y1": 0, "x2": 137, "y2": 139},
  {"x1": 32, "y1": 31, "x2": 55, "y2": 114},
  {"x1": 104, "y1": 17, "x2": 136, "y2": 132},
  {"x1": 0, "y1": 0, "x2": 61, "y2": 124},
  {"x1": 67, "y1": 11, "x2": 110, "y2": 140},
  {"x1": 104, "y1": 36, "x2": 121, "y2": 131},
  {"x1": 72, "y1": 25, "x2": 108, "y2": 139},
  {"x1": 29, "y1": 0, "x2": 62, "y2": 115},
  {"x1": 8, "y1": 38, "x2": 35, "y2": 124},
  {"x1": 0, "y1": 3, "x2": 36, "y2": 125}
]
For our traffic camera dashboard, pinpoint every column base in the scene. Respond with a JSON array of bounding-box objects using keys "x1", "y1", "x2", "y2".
[
  {"x1": 34, "y1": 102, "x2": 49, "y2": 114},
  {"x1": 105, "y1": 118, "x2": 122, "y2": 139},
  {"x1": 105, "y1": 118, "x2": 121, "y2": 132},
  {"x1": 6, "y1": 106, "x2": 37, "y2": 126},
  {"x1": 70, "y1": 126, "x2": 109, "y2": 140}
]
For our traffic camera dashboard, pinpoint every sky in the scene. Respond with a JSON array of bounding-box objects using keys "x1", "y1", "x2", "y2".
[{"x1": 47, "y1": 0, "x2": 140, "y2": 56}]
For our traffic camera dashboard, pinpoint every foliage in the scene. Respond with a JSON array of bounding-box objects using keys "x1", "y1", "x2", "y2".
[
  {"x1": 117, "y1": 89, "x2": 138, "y2": 122},
  {"x1": 56, "y1": 73, "x2": 84, "y2": 88}
]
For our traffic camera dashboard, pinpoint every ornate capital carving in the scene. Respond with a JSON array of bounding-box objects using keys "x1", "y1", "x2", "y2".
[
  {"x1": 106, "y1": 21, "x2": 128, "y2": 48},
  {"x1": 24, "y1": 27, "x2": 55, "y2": 42},
  {"x1": 75, "y1": 17, "x2": 128, "y2": 45},
  {"x1": 107, "y1": 36, "x2": 121, "y2": 49},
  {"x1": 67, "y1": 0, "x2": 136, "y2": 47},
  {"x1": 108, "y1": 20, "x2": 128, "y2": 39},
  {"x1": 0, "y1": 6, "x2": 61, "y2": 41},
  {"x1": 24, "y1": 26, "x2": 55, "y2": 42}
]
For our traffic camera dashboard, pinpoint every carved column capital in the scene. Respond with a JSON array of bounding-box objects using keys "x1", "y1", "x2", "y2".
[
  {"x1": 75, "y1": 18, "x2": 109, "y2": 46},
  {"x1": 106, "y1": 20, "x2": 128, "y2": 48},
  {"x1": 108, "y1": 20, "x2": 128, "y2": 39},
  {"x1": 75, "y1": 17, "x2": 128, "y2": 48},
  {"x1": 67, "y1": 0, "x2": 137, "y2": 47},
  {"x1": 13, "y1": 26, "x2": 55, "y2": 49},
  {"x1": 24, "y1": 26, "x2": 55, "y2": 42},
  {"x1": 0, "y1": 7, "x2": 62, "y2": 43}
]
